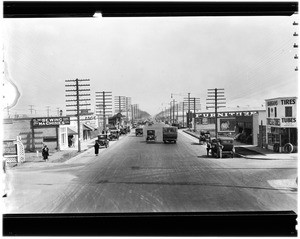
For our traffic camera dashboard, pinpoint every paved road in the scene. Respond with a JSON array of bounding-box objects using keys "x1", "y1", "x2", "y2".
[{"x1": 4, "y1": 123, "x2": 297, "y2": 213}]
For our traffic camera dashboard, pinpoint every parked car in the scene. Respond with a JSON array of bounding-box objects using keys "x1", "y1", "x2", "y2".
[
  {"x1": 209, "y1": 137, "x2": 235, "y2": 158},
  {"x1": 163, "y1": 126, "x2": 178, "y2": 143},
  {"x1": 109, "y1": 130, "x2": 119, "y2": 141},
  {"x1": 135, "y1": 128, "x2": 143, "y2": 136},
  {"x1": 119, "y1": 127, "x2": 127, "y2": 135},
  {"x1": 97, "y1": 134, "x2": 109, "y2": 148}
]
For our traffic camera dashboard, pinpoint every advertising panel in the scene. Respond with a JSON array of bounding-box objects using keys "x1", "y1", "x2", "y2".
[
  {"x1": 218, "y1": 118, "x2": 236, "y2": 132},
  {"x1": 3, "y1": 140, "x2": 17, "y2": 156},
  {"x1": 32, "y1": 117, "x2": 70, "y2": 127}
]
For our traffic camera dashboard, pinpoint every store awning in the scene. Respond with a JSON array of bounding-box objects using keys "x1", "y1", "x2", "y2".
[
  {"x1": 67, "y1": 128, "x2": 78, "y2": 135},
  {"x1": 83, "y1": 123, "x2": 97, "y2": 131}
]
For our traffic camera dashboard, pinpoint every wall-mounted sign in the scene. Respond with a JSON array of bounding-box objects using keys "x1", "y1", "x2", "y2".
[
  {"x1": 32, "y1": 117, "x2": 70, "y2": 127},
  {"x1": 267, "y1": 100, "x2": 278, "y2": 106},
  {"x1": 218, "y1": 118, "x2": 236, "y2": 132},
  {"x1": 3, "y1": 140, "x2": 17, "y2": 156},
  {"x1": 281, "y1": 117, "x2": 297, "y2": 127},
  {"x1": 266, "y1": 118, "x2": 280, "y2": 126},
  {"x1": 197, "y1": 111, "x2": 259, "y2": 118}
]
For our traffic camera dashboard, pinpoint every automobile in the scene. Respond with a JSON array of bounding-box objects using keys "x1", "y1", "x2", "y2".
[
  {"x1": 209, "y1": 137, "x2": 235, "y2": 158},
  {"x1": 109, "y1": 130, "x2": 119, "y2": 141},
  {"x1": 163, "y1": 126, "x2": 178, "y2": 143},
  {"x1": 119, "y1": 127, "x2": 127, "y2": 135},
  {"x1": 146, "y1": 130, "x2": 156, "y2": 142},
  {"x1": 199, "y1": 130, "x2": 211, "y2": 145},
  {"x1": 97, "y1": 134, "x2": 109, "y2": 148},
  {"x1": 135, "y1": 128, "x2": 143, "y2": 136}
]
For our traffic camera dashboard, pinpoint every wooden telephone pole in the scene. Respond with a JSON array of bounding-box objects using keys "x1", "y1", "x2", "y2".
[
  {"x1": 95, "y1": 91, "x2": 113, "y2": 132},
  {"x1": 65, "y1": 79, "x2": 91, "y2": 152},
  {"x1": 206, "y1": 88, "x2": 226, "y2": 138}
]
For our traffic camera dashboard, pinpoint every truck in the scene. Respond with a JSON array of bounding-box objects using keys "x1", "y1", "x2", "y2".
[{"x1": 163, "y1": 126, "x2": 178, "y2": 143}]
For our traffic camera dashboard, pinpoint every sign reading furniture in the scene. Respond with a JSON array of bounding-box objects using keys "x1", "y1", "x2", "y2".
[{"x1": 32, "y1": 117, "x2": 71, "y2": 127}]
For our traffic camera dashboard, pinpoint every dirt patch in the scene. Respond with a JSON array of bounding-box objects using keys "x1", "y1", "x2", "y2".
[{"x1": 51, "y1": 151, "x2": 81, "y2": 163}]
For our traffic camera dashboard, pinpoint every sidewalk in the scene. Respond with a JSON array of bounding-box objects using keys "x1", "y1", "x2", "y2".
[
  {"x1": 10, "y1": 137, "x2": 97, "y2": 169},
  {"x1": 183, "y1": 129, "x2": 298, "y2": 160}
]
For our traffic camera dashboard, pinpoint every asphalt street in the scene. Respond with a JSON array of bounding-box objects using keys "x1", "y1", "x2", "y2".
[{"x1": 4, "y1": 123, "x2": 297, "y2": 213}]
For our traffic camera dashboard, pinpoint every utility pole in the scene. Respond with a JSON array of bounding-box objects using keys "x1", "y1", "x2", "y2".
[
  {"x1": 65, "y1": 78, "x2": 91, "y2": 152},
  {"x1": 184, "y1": 94, "x2": 200, "y2": 131},
  {"x1": 194, "y1": 98, "x2": 196, "y2": 132},
  {"x1": 46, "y1": 106, "x2": 50, "y2": 117},
  {"x1": 96, "y1": 91, "x2": 112, "y2": 131},
  {"x1": 172, "y1": 99, "x2": 176, "y2": 124},
  {"x1": 206, "y1": 88, "x2": 226, "y2": 138},
  {"x1": 182, "y1": 102, "x2": 185, "y2": 127},
  {"x1": 188, "y1": 93, "x2": 190, "y2": 130},
  {"x1": 176, "y1": 103, "x2": 178, "y2": 123},
  {"x1": 29, "y1": 105, "x2": 35, "y2": 115},
  {"x1": 169, "y1": 101, "x2": 172, "y2": 124}
]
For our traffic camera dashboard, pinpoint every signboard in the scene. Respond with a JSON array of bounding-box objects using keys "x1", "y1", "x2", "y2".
[
  {"x1": 281, "y1": 117, "x2": 297, "y2": 127},
  {"x1": 197, "y1": 111, "x2": 258, "y2": 118},
  {"x1": 266, "y1": 118, "x2": 281, "y2": 127},
  {"x1": 32, "y1": 117, "x2": 70, "y2": 127},
  {"x1": 3, "y1": 140, "x2": 17, "y2": 156},
  {"x1": 218, "y1": 118, "x2": 236, "y2": 132}
]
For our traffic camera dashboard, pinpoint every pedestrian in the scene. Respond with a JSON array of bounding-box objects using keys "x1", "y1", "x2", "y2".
[
  {"x1": 42, "y1": 145, "x2": 49, "y2": 161},
  {"x1": 206, "y1": 140, "x2": 211, "y2": 157},
  {"x1": 94, "y1": 140, "x2": 100, "y2": 156},
  {"x1": 216, "y1": 140, "x2": 223, "y2": 158},
  {"x1": 71, "y1": 136, "x2": 75, "y2": 148}
]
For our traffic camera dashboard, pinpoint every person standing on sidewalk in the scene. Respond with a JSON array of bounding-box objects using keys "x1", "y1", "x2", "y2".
[
  {"x1": 42, "y1": 145, "x2": 49, "y2": 161},
  {"x1": 94, "y1": 140, "x2": 100, "y2": 156},
  {"x1": 206, "y1": 140, "x2": 211, "y2": 157}
]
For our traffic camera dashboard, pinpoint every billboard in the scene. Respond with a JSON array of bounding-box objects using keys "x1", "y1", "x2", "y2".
[{"x1": 218, "y1": 118, "x2": 236, "y2": 132}]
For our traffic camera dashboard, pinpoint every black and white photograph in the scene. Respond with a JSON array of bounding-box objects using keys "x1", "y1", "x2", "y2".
[{"x1": 1, "y1": 1, "x2": 298, "y2": 236}]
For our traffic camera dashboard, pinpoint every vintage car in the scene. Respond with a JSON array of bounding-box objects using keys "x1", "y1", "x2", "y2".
[
  {"x1": 163, "y1": 126, "x2": 178, "y2": 143},
  {"x1": 119, "y1": 127, "x2": 127, "y2": 135},
  {"x1": 127, "y1": 126, "x2": 131, "y2": 133},
  {"x1": 135, "y1": 128, "x2": 143, "y2": 136},
  {"x1": 199, "y1": 130, "x2": 211, "y2": 145},
  {"x1": 146, "y1": 130, "x2": 156, "y2": 142},
  {"x1": 109, "y1": 130, "x2": 119, "y2": 141},
  {"x1": 209, "y1": 137, "x2": 235, "y2": 158},
  {"x1": 97, "y1": 134, "x2": 109, "y2": 148}
]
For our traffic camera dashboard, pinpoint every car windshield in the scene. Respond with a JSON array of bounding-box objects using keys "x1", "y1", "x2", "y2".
[{"x1": 2, "y1": 3, "x2": 298, "y2": 235}]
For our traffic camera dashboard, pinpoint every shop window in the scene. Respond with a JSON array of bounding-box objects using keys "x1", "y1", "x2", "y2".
[
  {"x1": 268, "y1": 107, "x2": 270, "y2": 117},
  {"x1": 285, "y1": 106, "x2": 292, "y2": 117}
]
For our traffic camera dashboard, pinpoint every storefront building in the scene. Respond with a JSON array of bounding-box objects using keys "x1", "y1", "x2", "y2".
[
  {"x1": 195, "y1": 107, "x2": 266, "y2": 145},
  {"x1": 3, "y1": 114, "x2": 98, "y2": 152},
  {"x1": 265, "y1": 97, "x2": 297, "y2": 153},
  {"x1": 59, "y1": 113, "x2": 98, "y2": 150}
]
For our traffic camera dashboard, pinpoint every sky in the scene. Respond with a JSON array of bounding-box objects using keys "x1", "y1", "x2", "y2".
[{"x1": 2, "y1": 13, "x2": 298, "y2": 117}]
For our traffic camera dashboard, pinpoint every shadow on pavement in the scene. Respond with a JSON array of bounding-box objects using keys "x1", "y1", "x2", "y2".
[{"x1": 235, "y1": 147, "x2": 265, "y2": 155}]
